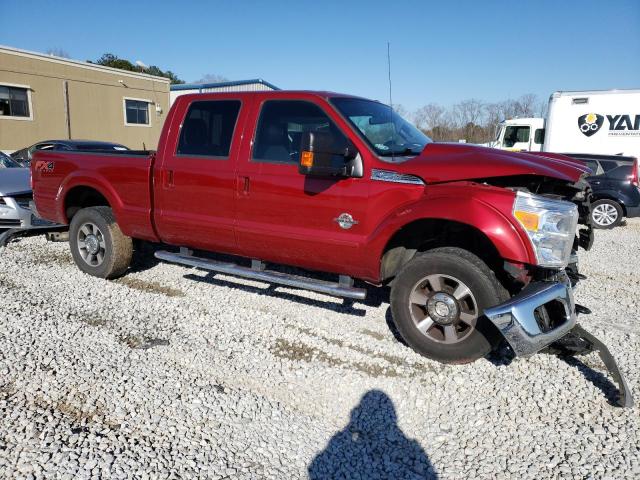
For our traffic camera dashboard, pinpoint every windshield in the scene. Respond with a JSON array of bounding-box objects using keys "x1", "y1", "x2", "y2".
[{"x1": 331, "y1": 97, "x2": 431, "y2": 158}]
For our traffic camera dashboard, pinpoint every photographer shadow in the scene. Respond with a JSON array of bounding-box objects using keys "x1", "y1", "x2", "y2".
[{"x1": 308, "y1": 390, "x2": 437, "y2": 479}]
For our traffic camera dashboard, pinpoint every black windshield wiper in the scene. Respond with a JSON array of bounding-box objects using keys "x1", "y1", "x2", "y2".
[{"x1": 379, "y1": 147, "x2": 420, "y2": 157}]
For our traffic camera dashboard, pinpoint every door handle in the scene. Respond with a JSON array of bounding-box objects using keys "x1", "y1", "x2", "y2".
[
  {"x1": 165, "y1": 169, "x2": 174, "y2": 188},
  {"x1": 239, "y1": 176, "x2": 250, "y2": 195}
]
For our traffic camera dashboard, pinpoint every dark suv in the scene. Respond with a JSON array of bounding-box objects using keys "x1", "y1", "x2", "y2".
[{"x1": 568, "y1": 154, "x2": 640, "y2": 229}]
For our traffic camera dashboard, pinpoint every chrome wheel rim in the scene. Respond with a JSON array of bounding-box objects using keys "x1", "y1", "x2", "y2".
[
  {"x1": 408, "y1": 274, "x2": 478, "y2": 344},
  {"x1": 592, "y1": 204, "x2": 618, "y2": 226},
  {"x1": 77, "y1": 222, "x2": 106, "y2": 267}
]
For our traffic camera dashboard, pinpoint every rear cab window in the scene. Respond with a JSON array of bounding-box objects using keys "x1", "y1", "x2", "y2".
[
  {"x1": 177, "y1": 100, "x2": 241, "y2": 158},
  {"x1": 252, "y1": 100, "x2": 346, "y2": 164}
]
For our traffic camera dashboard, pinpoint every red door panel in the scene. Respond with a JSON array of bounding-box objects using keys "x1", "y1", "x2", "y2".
[
  {"x1": 235, "y1": 98, "x2": 371, "y2": 276},
  {"x1": 154, "y1": 97, "x2": 250, "y2": 253}
]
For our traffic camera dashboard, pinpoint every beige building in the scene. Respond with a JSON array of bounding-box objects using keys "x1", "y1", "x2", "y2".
[{"x1": 0, "y1": 46, "x2": 170, "y2": 152}]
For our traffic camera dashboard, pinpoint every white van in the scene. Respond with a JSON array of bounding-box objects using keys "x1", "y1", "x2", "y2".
[{"x1": 493, "y1": 89, "x2": 640, "y2": 158}]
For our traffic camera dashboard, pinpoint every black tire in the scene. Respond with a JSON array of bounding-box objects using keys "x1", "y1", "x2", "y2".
[
  {"x1": 69, "y1": 206, "x2": 133, "y2": 279},
  {"x1": 590, "y1": 199, "x2": 623, "y2": 229},
  {"x1": 390, "y1": 247, "x2": 508, "y2": 364}
]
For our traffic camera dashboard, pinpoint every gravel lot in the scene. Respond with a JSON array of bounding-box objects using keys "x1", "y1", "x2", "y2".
[{"x1": 0, "y1": 220, "x2": 638, "y2": 479}]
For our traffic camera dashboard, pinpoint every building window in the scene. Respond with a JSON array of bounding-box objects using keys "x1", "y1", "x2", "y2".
[
  {"x1": 124, "y1": 98, "x2": 150, "y2": 126},
  {"x1": 0, "y1": 85, "x2": 32, "y2": 120}
]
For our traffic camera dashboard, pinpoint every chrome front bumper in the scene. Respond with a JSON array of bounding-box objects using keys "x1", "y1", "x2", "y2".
[{"x1": 484, "y1": 280, "x2": 576, "y2": 357}]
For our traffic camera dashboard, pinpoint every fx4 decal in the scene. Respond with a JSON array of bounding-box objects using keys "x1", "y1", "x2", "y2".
[{"x1": 35, "y1": 160, "x2": 55, "y2": 172}]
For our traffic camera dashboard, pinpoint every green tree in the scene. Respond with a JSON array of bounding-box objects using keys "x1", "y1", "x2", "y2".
[{"x1": 91, "y1": 53, "x2": 185, "y2": 84}]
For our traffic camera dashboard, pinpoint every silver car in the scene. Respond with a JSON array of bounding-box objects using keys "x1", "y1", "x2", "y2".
[{"x1": 0, "y1": 166, "x2": 38, "y2": 230}]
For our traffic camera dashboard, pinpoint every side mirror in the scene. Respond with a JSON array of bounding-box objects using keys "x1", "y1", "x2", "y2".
[{"x1": 298, "y1": 130, "x2": 358, "y2": 177}]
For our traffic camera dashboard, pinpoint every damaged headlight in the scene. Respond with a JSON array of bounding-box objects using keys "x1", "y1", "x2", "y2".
[{"x1": 512, "y1": 191, "x2": 579, "y2": 268}]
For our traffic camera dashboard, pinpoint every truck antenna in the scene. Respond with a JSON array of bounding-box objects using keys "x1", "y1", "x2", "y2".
[
  {"x1": 387, "y1": 42, "x2": 393, "y2": 112},
  {"x1": 387, "y1": 42, "x2": 396, "y2": 162}
]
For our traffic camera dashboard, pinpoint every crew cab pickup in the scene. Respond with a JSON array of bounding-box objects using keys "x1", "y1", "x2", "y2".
[{"x1": 32, "y1": 91, "x2": 596, "y2": 365}]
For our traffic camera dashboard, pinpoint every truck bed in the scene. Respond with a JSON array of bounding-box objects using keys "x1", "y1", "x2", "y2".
[{"x1": 31, "y1": 150, "x2": 158, "y2": 241}]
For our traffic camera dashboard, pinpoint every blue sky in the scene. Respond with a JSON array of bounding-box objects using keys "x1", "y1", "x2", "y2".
[{"x1": 2, "y1": 0, "x2": 639, "y2": 111}]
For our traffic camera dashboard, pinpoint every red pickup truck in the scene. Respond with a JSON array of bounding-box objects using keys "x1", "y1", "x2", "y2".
[{"x1": 32, "y1": 90, "x2": 595, "y2": 365}]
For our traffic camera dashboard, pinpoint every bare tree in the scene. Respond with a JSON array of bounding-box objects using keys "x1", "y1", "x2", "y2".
[
  {"x1": 451, "y1": 99, "x2": 485, "y2": 143},
  {"x1": 414, "y1": 103, "x2": 447, "y2": 131},
  {"x1": 484, "y1": 102, "x2": 503, "y2": 125},
  {"x1": 392, "y1": 103, "x2": 410, "y2": 121},
  {"x1": 407, "y1": 93, "x2": 549, "y2": 144},
  {"x1": 452, "y1": 99, "x2": 484, "y2": 128},
  {"x1": 514, "y1": 93, "x2": 538, "y2": 117},
  {"x1": 45, "y1": 48, "x2": 70, "y2": 58},
  {"x1": 537, "y1": 98, "x2": 549, "y2": 118},
  {"x1": 194, "y1": 73, "x2": 229, "y2": 84}
]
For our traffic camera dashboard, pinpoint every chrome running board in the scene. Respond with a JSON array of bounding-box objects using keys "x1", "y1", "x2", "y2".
[{"x1": 154, "y1": 250, "x2": 367, "y2": 300}]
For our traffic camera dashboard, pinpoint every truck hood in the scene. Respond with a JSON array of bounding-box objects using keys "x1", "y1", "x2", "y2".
[
  {"x1": 393, "y1": 143, "x2": 590, "y2": 184},
  {"x1": 0, "y1": 168, "x2": 31, "y2": 196}
]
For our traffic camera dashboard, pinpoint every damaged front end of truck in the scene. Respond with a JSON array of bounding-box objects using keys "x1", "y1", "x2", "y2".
[
  {"x1": 479, "y1": 173, "x2": 633, "y2": 408},
  {"x1": 394, "y1": 143, "x2": 633, "y2": 407}
]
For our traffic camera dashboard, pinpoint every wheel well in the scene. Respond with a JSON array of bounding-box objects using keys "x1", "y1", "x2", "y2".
[
  {"x1": 64, "y1": 186, "x2": 110, "y2": 221},
  {"x1": 380, "y1": 219, "x2": 504, "y2": 282}
]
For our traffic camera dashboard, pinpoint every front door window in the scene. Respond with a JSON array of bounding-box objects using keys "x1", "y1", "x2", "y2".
[{"x1": 252, "y1": 100, "x2": 346, "y2": 164}]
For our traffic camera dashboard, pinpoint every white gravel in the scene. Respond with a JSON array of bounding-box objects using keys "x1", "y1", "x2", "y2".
[{"x1": 0, "y1": 220, "x2": 639, "y2": 479}]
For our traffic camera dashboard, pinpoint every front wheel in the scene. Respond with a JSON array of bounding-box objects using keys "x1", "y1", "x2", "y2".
[
  {"x1": 69, "y1": 206, "x2": 133, "y2": 279},
  {"x1": 390, "y1": 248, "x2": 508, "y2": 364},
  {"x1": 590, "y1": 199, "x2": 623, "y2": 229}
]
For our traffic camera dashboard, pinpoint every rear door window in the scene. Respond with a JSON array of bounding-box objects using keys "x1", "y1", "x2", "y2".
[{"x1": 177, "y1": 100, "x2": 241, "y2": 158}]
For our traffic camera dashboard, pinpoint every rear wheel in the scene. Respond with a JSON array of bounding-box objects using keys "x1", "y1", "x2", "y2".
[
  {"x1": 390, "y1": 248, "x2": 508, "y2": 364},
  {"x1": 69, "y1": 206, "x2": 132, "y2": 279},
  {"x1": 591, "y1": 199, "x2": 622, "y2": 229}
]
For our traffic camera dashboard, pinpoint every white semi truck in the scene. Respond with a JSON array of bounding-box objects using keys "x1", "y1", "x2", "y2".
[{"x1": 492, "y1": 89, "x2": 640, "y2": 159}]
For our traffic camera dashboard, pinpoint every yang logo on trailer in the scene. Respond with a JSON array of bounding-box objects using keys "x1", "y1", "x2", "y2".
[
  {"x1": 578, "y1": 113, "x2": 604, "y2": 136},
  {"x1": 578, "y1": 113, "x2": 640, "y2": 137}
]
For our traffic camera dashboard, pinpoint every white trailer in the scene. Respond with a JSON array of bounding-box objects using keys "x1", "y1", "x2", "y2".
[{"x1": 493, "y1": 89, "x2": 640, "y2": 158}]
